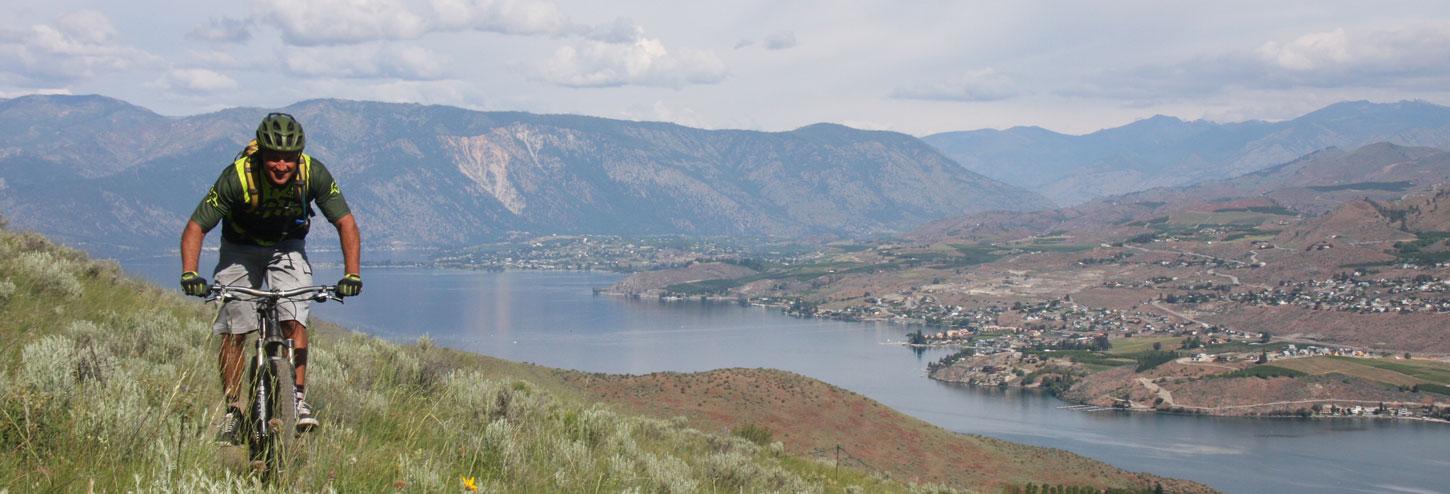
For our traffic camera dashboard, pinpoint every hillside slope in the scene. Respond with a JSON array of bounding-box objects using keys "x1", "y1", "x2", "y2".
[{"x1": 0, "y1": 224, "x2": 1200, "y2": 493}]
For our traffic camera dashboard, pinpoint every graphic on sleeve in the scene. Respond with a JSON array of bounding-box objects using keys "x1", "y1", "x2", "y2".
[
  {"x1": 205, "y1": 187, "x2": 220, "y2": 208},
  {"x1": 329, "y1": 182, "x2": 340, "y2": 197}
]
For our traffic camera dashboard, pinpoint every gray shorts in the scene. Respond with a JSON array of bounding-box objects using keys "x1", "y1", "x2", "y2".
[{"x1": 212, "y1": 239, "x2": 313, "y2": 335}]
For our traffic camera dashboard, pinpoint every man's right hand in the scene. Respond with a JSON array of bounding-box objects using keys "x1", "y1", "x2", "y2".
[{"x1": 180, "y1": 271, "x2": 209, "y2": 297}]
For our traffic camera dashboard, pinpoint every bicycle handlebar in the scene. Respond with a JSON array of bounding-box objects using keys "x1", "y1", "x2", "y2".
[{"x1": 204, "y1": 284, "x2": 343, "y2": 304}]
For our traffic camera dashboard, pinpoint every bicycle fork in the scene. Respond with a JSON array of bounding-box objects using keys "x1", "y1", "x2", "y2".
[{"x1": 250, "y1": 331, "x2": 294, "y2": 442}]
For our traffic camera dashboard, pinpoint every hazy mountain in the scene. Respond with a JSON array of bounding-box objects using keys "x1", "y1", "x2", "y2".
[
  {"x1": 925, "y1": 100, "x2": 1450, "y2": 205},
  {"x1": 0, "y1": 95, "x2": 1049, "y2": 253},
  {"x1": 909, "y1": 142, "x2": 1450, "y2": 244}
]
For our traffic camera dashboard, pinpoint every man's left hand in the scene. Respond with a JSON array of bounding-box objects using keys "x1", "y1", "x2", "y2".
[{"x1": 337, "y1": 273, "x2": 362, "y2": 297}]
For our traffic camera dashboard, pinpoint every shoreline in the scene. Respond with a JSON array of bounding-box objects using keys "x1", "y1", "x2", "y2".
[{"x1": 928, "y1": 371, "x2": 1450, "y2": 424}]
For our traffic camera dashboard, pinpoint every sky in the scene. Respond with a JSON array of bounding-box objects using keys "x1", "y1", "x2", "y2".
[{"x1": 4, "y1": 1, "x2": 1450, "y2": 135}]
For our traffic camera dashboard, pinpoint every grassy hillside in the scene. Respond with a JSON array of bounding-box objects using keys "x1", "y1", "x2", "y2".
[
  {"x1": 0, "y1": 223, "x2": 1194, "y2": 493},
  {"x1": 569, "y1": 370, "x2": 1209, "y2": 493}
]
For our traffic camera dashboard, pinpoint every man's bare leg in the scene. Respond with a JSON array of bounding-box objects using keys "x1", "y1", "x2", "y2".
[
  {"x1": 282, "y1": 320, "x2": 307, "y2": 389},
  {"x1": 218, "y1": 334, "x2": 247, "y2": 409}
]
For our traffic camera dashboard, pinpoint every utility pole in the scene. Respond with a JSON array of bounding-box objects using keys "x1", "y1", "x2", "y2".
[{"x1": 834, "y1": 444, "x2": 841, "y2": 478}]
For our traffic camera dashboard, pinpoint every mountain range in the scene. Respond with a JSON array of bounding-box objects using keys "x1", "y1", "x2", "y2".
[
  {"x1": 0, "y1": 95, "x2": 1047, "y2": 253},
  {"x1": 924, "y1": 100, "x2": 1450, "y2": 205},
  {"x1": 910, "y1": 141, "x2": 1450, "y2": 245}
]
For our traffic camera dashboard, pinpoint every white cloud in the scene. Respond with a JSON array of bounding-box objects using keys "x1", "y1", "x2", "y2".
[
  {"x1": 1257, "y1": 23, "x2": 1450, "y2": 79},
  {"x1": 0, "y1": 10, "x2": 157, "y2": 84},
  {"x1": 1071, "y1": 23, "x2": 1450, "y2": 103},
  {"x1": 763, "y1": 31, "x2": 797, "y2": 50},
  {"x1": 430, "y1": 0, "x2": 567, "y2": 36},
  {"x1": 156, "y1": 68, "x2": 239, "y2": 93},
  {"x1": 284, "y1": 44, "x2": 450, "y2": 80},
  {"x1": 537, "y1": 38, "x2": 727, "y2": 88},
  {"x1": 186, "y1": 17, "x2": 254, "y2": 44},
  {"x1": 1257, "y1": 28, "x2": 1351, "y2": 71},
  {"x1": 572, "y1": 17, "x2": 644, "y2": 43},
  {"x1": 256, "y1": 0, "x2": 431, "y2": 46},
  {"x1": 0, "y1": 88, "x2": 72, "y2": 98},
  {"x1": 891, "y1": 68, "x2": 1017, "y2": 102},
  {"x1": 251, "y1": 0, "x2": 638, "y2": 45}
]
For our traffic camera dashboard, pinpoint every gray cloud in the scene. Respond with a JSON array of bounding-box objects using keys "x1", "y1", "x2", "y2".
[
  {"x1": 185, "y1": 17, "x2": 254, "y2": 44},
  {"x1": 763, "y1": 31, "x2": 797, "y2": 50},
  {"x1": 891, "y1": 68, "x2": 1017, "y2": 102}
]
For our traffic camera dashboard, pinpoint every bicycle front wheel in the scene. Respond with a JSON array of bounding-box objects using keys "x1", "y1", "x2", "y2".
[{"x1": 268, "y1": 347, "x2": 301, "y2": 477}]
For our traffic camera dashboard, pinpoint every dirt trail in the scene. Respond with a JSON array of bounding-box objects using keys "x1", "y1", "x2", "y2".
[
  {"x1": 1150, "y1": 300, "x2": 1210, "y2": 327},
  {"x1": 1136, "y1": 377, "x2": 1175, "y2": 407}
]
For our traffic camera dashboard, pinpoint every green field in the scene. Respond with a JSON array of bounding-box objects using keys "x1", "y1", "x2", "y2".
[
  {"x1": 1327, "y1": 356, "x2": 1450, "y2": 385},
  {"x1": 1267, "y1": 356, "x2": 1450, "y2": 389},
  {"x1": 1107, "y1": 336, "x2": 1181, "y2": 355}
]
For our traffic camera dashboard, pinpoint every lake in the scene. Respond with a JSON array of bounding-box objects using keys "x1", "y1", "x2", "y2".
[{"x1": 124, "y1": 258, "x2": 1450, "y2": 494}]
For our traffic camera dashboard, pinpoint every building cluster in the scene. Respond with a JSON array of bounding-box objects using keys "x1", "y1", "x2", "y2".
[
  {"x1": 436, "y1": 235, "x2": 795, "y2": 272},
  {"x1": 1224, "y1": 275, "x2": 1450, "y2": 314}
]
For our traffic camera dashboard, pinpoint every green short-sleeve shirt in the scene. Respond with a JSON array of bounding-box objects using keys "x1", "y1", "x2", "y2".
[{"x1": 189, "y1": 155, "x2": 351, "y2": 247}]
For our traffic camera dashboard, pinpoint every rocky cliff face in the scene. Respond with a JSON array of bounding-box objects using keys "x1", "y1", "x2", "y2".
[{"x1": 0, "y1": 95, "x2": 1050, "y2": 253}]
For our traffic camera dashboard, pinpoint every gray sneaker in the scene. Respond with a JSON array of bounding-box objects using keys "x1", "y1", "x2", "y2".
[
  {"x1": 296, "y1": 399, "x2": 319, "y2": 432},
  {"x1": 216, "y1": 407, "x2": 242, "y2": 445}
]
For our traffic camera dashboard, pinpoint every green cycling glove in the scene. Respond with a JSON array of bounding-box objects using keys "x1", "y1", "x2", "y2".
[
  {"x1": 180, "y1": 271, "x2": 208, "y2": 297},
  {"x1": 337, "y1": 273, "x2": 362, "y2": 297}
]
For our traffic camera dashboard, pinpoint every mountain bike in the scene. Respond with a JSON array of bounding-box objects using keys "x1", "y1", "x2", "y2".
[{"x1": 206, "y1": 284, "x2": 341, "y2": 479}]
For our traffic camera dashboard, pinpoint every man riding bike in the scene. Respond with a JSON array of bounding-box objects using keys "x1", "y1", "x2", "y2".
[{"x1": 179, "y1": 112, "x2": 362, "y2": 444}]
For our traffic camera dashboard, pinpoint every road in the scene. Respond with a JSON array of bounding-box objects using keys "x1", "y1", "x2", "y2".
[{"x1": 1150, "y1": 299, "x2": 1211, "y2": 328}]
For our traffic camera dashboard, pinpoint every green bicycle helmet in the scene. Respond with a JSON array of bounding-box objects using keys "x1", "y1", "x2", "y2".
[{"x1": 256, "y1": 112, "x2": 305, "y2": 152}]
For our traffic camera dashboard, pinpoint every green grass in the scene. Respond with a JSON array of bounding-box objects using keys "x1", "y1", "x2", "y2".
[
  {"x1": 0, "y1": 226, "x2": 925, "y2": 493},
  {"x1": 1392, "y1": 231, "x2": 1450, "y2": 264},
  {"x1": 1417, "y1": 383, "x2": 1450, "y2": 396},
  {"x1": 1107, "y1": 336, "x2": 1180, "y2": 355},
  {"x1": 1132, "y1": 351, "x2": 1180, "y2": 372},
  {"x1": 1328, "y1": 356, "x2": 1450, "y2": 385}
]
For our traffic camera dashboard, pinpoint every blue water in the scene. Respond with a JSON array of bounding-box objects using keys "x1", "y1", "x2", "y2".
[{"x1": 123, "y1": 259, "x2": 1450, "y2": 494}]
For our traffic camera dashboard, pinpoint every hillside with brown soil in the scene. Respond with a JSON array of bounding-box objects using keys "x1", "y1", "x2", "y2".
[{"x1": 561, "y1": 368, "x2": 1213, "y2": 493}]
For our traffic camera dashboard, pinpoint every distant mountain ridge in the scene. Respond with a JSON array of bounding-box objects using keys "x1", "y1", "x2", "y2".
[
  {"x1": 0, "y1": 95, "x2": 1049, "y2": 253},
  {"x1": 925, "y1": 100, "x2": 1450, "y2": 205},
  {"x1": 909, "y1": 141, "x2": 1450, "y2": 244}
]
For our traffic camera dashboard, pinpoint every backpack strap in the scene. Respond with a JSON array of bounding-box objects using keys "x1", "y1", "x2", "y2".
[
  {"x1": 232, "y1": 155, "x2": 260, "y2": 211},
  {"x1": 231, "y1": 139, "x2": 262, "y2": 211}
]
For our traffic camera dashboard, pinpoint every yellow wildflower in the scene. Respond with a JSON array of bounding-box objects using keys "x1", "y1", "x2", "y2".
[{"x1": 461, "y1": 475, "x2": 478, "y2": 492}]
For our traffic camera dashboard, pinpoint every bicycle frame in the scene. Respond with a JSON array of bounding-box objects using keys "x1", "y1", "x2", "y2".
[{"x1": 207, "y1": 285, "x2": 338, "y2": 477}]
